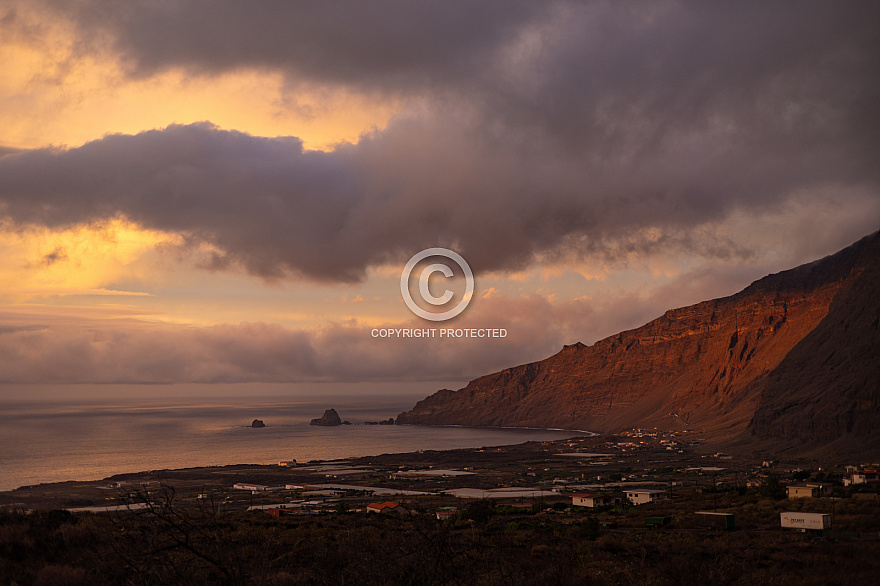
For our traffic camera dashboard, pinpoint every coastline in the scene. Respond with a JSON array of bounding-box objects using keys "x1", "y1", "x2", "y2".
[
  {"x1": 0, "y1": 395, "x2": 579, "y2": 492},
  {"x1": 0, "y1": 426, "x2": 585, "y2": 494},
  {"x1": 393, "y1": 422, "x2": 599, "y2": 435}
]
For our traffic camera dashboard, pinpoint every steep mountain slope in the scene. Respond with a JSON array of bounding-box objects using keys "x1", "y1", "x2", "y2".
[
  {"x1": 745, "y1": 246, "x2": 880, "y2": 452},
  {"x1": 397, "y1": 232, "x2": 880, "y2": 448}
]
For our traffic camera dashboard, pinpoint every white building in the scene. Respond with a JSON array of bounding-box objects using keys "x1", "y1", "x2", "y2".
[
  {"x1": 786, "y1": 483, "x2": 831, "y2": 498},
  {"x1": 843, "y1": 468, "x2": 880, "y2": 487},
  {"x1": 626, "y1": 489, "x2": 667, "y2": 505},
  {"x1": 233, "y1": 483, "x2": 269, "y2": 492},
  {"x1": 571, "y1": 494, "x2": 620, "y2": 508}
]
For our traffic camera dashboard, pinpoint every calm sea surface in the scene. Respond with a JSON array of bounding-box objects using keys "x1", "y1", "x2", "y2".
[{"x1": 0, "y1": 389, "x2": 579, "y2": 491}]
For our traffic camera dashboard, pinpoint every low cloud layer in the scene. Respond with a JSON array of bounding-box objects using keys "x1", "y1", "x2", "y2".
[
  {"x1": 0, "y1": 245, "x2": 861, "y2": 385},
  {"x1": 0, "y1": 292, "x2": 625, "y2": 384}
]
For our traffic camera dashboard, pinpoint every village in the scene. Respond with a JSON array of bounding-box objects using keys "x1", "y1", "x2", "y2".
[
  {"x1": 4, "y1": 429, "x2": 879, "y2": 537},
  {"x1": 5, "y1": 431, "x2": 880, "y2": 584}
]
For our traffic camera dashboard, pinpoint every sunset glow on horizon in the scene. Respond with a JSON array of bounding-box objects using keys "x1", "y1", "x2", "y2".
[{"x1": 1, "y1": 1, "x2": 878, "y2": 387}]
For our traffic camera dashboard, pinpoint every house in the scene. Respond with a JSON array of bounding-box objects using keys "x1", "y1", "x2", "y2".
[
  {"x1": 843, "y1": 468, "x2": 880, "y2": 487},
  {"x1": 367, "y1": 501, "x2": 407, "y2": 514},
  {"x1": 786, "y1": 483, "x2": 831, "y2": 498},
  {"x1": 626, "y1": 489, "x2": 667, "y2": 505},
  {"x1": 571, "y1": 493, "x2": 620, "y2": 508}
]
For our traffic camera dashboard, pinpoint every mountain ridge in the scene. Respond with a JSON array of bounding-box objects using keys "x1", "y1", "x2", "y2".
[{"x1": 397, "y1": 231, "x2": 880, "y2": 454}]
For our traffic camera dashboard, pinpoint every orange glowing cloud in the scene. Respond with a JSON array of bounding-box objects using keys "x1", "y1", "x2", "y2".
[
  {"x1": 0, "y1": 6, "x2": 401, "y2": 152},
  {"x1": 0, "y1": 218, "x2": 180, "y2": 302}
]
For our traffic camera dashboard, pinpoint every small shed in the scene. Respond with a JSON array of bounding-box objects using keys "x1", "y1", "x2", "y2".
[
  {"x1": 695, "y1": 511, "x2": 735, "y2": 530},
  {"x1": 645, "y1": 516, "x2": 670, "y2": 528}
]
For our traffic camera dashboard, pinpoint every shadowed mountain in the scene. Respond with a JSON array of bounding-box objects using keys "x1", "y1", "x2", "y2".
[
  {"x1": 398, "y1": 231, "x2": 880, "y2": 454},
  {"x1": 743, "y1": 241, "x2": 880, "y2": 455}
]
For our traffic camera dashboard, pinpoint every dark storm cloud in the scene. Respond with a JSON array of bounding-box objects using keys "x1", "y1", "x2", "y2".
[
  {"x1": 0, "y1": 109, "x2": 874, "y2": 281},
  {"x1": 0, "y1": 1, "x2": 878, "y2": 280},
  {"x1": 42, "y1": 0, "x2": 545, "y2": 88},
  {"x1": 38, "y1": 0, "x2": 880, "y2": 155}
]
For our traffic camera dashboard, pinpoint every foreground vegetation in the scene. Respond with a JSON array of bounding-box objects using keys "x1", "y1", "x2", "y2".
[{"x1": 2, "y1": 488, "x2": 880, "y2": 586}]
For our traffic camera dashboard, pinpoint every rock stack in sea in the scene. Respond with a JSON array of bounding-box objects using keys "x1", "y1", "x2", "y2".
[{"x1": 310, "y1": 409, "x2": 343, "y2": 426}]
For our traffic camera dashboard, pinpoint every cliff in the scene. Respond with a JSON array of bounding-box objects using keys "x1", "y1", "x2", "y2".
[
  {"x1": 744, "y1": 243, "x2": 880, "y2": 454},
  {"x1": 397, "y1": 231, "x2": 880, "y2": 452}
]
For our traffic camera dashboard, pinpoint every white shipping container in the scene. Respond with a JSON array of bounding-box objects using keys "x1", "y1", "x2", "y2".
[{"x1": 780, "y1": 512, "x2": 831, "y2": 530}]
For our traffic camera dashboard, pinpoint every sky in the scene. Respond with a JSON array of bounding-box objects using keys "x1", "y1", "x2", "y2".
[{"x1": 0, "y1": 1, "x2": 878, "y2": 389}]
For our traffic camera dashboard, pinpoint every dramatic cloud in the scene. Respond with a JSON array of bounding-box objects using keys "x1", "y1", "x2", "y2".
[
  {"x1": 0, "y1": 2, "x2": 878, "y2": 385},
  {"x1": 26, "y1": 0, "x2": 880, "y2": 156},
  {"x1": 0, "y1": 114, "x2": 875, "y2": 283},
  {"x1": 34, "y1": 0, "x2": 544, "y2": 88},
  {"x1": 0, "y1": 1, "x2": 877, "y2": 283}
]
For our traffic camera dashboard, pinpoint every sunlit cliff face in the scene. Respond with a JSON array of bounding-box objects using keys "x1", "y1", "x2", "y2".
[{"x1": 0, "y1": 1, "x2": 877, "y2": 385}]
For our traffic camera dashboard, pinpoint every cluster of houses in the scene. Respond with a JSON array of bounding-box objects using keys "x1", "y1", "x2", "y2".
[
  {"x1": 572, "y1": 489, "x2": 668, "y2": 507},
  {"x1": 571, "y1": 478, "x2": 859, "y2": 509},
  {"x1": 842, "y1": 465, "x2": 880, "y2": 487},
  {"x1": 784, "y1": 464, "x2": 879, "y2": 496},
  {"x1": 226, "y1": 457, "x2": 877, "y2": 535}
]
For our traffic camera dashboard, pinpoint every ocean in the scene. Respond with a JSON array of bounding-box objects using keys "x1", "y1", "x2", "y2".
[{"x1": 0, "y1": 384, "x2": 580, "y2": 491}]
